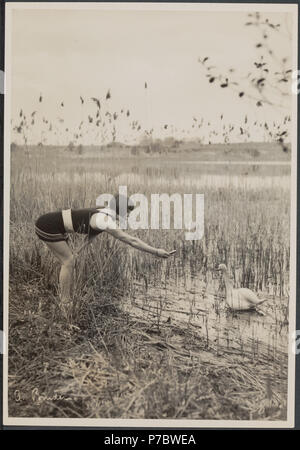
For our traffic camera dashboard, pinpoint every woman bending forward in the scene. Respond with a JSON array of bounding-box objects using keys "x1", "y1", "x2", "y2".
[{"x1": 35, "y1": 195, "x2": 174, "y2": 319}]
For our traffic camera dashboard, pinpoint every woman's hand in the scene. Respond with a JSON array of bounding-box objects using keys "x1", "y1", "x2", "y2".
[{"x1": 156, "y1": 249, "x2": 176, "y2": 258}]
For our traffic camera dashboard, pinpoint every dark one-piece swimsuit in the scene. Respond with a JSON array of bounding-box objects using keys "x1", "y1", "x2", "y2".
[{"x1": 35, "y1": 208, "x2": 104, "y2": 242}]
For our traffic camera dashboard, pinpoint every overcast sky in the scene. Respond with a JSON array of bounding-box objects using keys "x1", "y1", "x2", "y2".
[{"x1": 9, "y1": 5, "x2": 295, "y2": 144}]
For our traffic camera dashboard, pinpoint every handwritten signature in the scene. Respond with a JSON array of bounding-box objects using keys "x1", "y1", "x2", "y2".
[{"x1": 14, "y1": 388, "x2": 73, "y2": 404}]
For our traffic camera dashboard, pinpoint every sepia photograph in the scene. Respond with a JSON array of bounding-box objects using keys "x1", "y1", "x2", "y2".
[{"x1": 3, "y1": 2, "x2": 298, "y2": 428}]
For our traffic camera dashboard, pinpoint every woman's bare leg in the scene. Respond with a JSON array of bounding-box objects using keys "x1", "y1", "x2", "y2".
[{"x1": 44, "y1": 241, "x2": 74, "y2": 318}]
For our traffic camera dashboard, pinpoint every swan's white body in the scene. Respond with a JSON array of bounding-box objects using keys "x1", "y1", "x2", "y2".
[{"x1": 218, "y1": 264, "x2": 266, "y2": 311}]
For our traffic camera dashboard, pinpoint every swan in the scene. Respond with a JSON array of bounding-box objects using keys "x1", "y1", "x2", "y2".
[{"x1": 217, "y1": 264, "x2": 267, "y2": 311}]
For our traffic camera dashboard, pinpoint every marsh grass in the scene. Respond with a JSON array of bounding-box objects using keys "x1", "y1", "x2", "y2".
[{"x1": 8, "y1": 145, "x2": 290, "y2": 420}]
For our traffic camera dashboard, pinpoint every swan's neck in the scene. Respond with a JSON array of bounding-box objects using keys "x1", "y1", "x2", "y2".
[{"x1": 223, "y1": 272, "x2": 233, "y2": 292}]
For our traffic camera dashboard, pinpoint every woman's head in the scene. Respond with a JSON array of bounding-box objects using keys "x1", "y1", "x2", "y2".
[{"x1": 110, "y1": 193, "x2": 135, "y2": 217}]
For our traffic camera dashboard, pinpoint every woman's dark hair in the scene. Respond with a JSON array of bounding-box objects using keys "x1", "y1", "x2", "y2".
[{"x1": 110, "y1": 194, "x2": 134, "y2": 217}]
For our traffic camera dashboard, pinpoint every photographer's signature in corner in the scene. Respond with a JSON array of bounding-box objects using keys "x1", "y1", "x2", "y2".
[{"x1": 14, "y1": 388, "x2": 73, "y2": 405}]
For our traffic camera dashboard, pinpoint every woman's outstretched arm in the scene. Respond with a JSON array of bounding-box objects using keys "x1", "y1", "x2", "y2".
[
  {"x1": 106, "y1": 228, "x2": 175, "y2": 258},
  {"x1": 90, "y1": 211, "x2": 176, "y2": 258}
]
